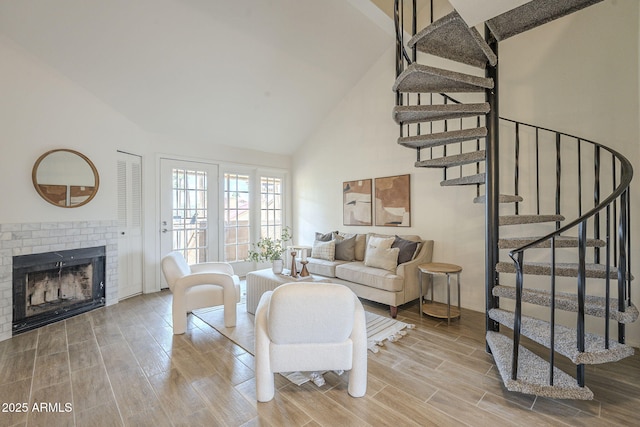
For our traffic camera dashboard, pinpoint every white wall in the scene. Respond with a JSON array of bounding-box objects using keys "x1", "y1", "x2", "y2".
[
  {"x1": 0, "y1": 35, "x2": 291, "y2": 293},
  {"x1": 499, "y1": 0, "x2": 640, "y2": 345},
  {"x1": 292, "y1": 0, "x2": 640, "y2": 345},
  {"x1": 291, "y1": 38, "x2": 487, "y2": 317},
  {"x1": 0, "y1": 35, "x2": 136, "y2": 224}
]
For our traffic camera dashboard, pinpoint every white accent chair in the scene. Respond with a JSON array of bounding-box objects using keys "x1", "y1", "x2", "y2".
[
  {"x1": 161, "y1": 251, "x2": 240, "y2": 334},
  {"x1": 254, "y1": 282, "x2": 367, "y2": 402}
]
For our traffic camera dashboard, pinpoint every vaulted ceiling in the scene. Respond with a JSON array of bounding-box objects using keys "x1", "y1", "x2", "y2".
[
  {"x1": 0, "y1": 0, "x2": 529, "y2": 155},
  {"x1": 0, "y1": 0, "x2": 393, "y2": 155}
]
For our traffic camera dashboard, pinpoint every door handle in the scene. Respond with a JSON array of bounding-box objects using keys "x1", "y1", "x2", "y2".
[{"x1": 162, "y1": 228, "x2": 171, "y2": 233}]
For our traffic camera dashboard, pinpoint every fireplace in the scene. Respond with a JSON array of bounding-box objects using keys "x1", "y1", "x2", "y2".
[{"x1": 12, "y1": 246, "x2": 106, "y2": 335}]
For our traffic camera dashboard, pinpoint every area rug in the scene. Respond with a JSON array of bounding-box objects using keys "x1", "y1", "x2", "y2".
[
  {"x1": 193, "y1": 303, "x2": 414, "y2": 385},
  {"x1": 193, "y1": 304, "x2": 414, "y2": 355}
]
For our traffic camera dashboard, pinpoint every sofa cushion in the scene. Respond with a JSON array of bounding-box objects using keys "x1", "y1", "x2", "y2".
[
  {"x1": 335, "y1": 235, "x2": 356, "y2": 261},
  {"x1": 392, "y1": 235, "x2": 420, "y2": 264},
  {"x1": 312, "y1": 240, "x2": 335, "y2": 261},
  {"x1": 339, "y1": 232, "x2": 366, "y2": 261},
  {"x1": 336, "y1": 262, "x2": 404, "y2": 293},
  {"x1": 306, "y1": 258, "x2": 348, "y2": 277},
  {"x1": 364, "y1": 246, "x2": 399, "y2": 271}
]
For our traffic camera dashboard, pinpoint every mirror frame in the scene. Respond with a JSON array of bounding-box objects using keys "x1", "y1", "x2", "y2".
[{"x1": 32, "y1": 149, "x2": 100, "y2": 208}]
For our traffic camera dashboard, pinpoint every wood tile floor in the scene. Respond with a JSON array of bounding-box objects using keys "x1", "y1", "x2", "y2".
[{"x1": 1, "y1": 289, "x2": 639, "y2": 426}]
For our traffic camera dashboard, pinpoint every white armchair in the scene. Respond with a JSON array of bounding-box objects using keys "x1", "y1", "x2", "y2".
[
  {"x1": 161, "y1": 251, "x2": 241, "y2": 334},
  {"x1": 254, "y1": 282, "x2": 367, "y2": 402}
]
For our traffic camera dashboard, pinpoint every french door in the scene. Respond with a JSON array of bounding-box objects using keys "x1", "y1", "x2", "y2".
[{"x1": 160, "y1": 159, "x2": 218, "y2": 287}]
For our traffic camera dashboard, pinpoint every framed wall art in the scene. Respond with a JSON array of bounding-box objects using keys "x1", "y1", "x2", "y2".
[
  {"x1": 375, "y1": 174, "x2": 410, "y2": 227},
  {"x1": 343, "y1": 179, "x2": 372, "y2": 226}
]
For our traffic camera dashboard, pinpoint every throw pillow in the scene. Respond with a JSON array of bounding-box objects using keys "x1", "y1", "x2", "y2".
[
  {"x1": 334, "y1": 235, "x2": 356, "y2": 261},
  {"x1": 367, "y1": 235, "x2": 395, "y2": 250},
  {"x1": 315, "y1": 231, "x2": 336, "y2": 242},
  {"x1": 364, "y1": 246, "x2": 400, "y2": 271},
  {"x1": 312, "y1": 240, "x2": 336, "y2": 261},
  {"x1": 339, "y1": 232, "x2": 366, "y2": 261},
  {"x1": 392, "y1": 235, "x2": 420, "y2": 264}
]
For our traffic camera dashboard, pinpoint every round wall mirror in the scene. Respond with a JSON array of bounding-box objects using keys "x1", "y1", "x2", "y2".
[{"x1": 32, "y1": 149, "x2": 100, "y2": 208}]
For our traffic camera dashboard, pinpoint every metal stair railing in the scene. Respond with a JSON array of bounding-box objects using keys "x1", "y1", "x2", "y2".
[{"x1": 503, "y1": 118, "x2": 633, "y2": 387}]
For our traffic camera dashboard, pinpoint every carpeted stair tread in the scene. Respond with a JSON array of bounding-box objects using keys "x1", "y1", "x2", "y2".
[
  {"x1": 498, "y1": 236, "x2": 606, "y2": 249},
  {"x1": 492, "y1": 285, "x2": 639, "y2": 324},
  {"x1": 489, "y1": 308, "x2": 635, "y2": 365},
  {"x1": 500, "y1": 214, "x2": 564, "y2": 226},
  {"x1": 407, "y1": 10, "x2": 497, "y2": 68},
  {"x1": 392, "y1": 103, "x2": 490, "y2": 125},
  {"x1": 486, "y1": 331, "x2": 594, "y2": 400},
  {"x1": 496, "y1": 262, "x2": 635, "y2": 280},
  {"x1": 473, "y1": 194, "x2": 523, "y2": 204},
  {"x1": 486, "y1": 0, "x2": 604, "y2": 42},
  {"x1": 416, "y1": 150, "x2": 485, "y2": 168},
  {"x1": 398, "y1": 127, "x2": 487, "y2": 149},
  {"x1": 393, "y1": 63, "x2": 494, "y2": 93},
  {"x1": 441, "y1": 173, "x2": 485, "y2": 187}
]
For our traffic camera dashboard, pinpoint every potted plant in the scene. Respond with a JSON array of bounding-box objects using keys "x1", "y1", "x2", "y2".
[{"x1": 247, "y1": 227, "x2": 292, "y2": 274}]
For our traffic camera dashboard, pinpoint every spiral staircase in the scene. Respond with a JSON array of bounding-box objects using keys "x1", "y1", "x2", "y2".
[{"x1": 393, "y1": 0, "x2": 636, "y2": 399}]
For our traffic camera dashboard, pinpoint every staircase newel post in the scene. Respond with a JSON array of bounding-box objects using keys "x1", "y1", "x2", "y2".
[{"x1": 485, "y1": 26, "x2": 500, "y2": 340}]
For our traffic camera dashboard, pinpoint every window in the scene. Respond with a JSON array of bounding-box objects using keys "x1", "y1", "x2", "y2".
[
  {"x1": 260, "y1": 176, "x2": 284, "y2": 239},
  {"x1": 223, "y1": 173, "x2": 250, "y2": 262},
  {"x1": 172, "y1": 168, "x2": 208, "y2": 264},
  {"x1": 222, "y1": 171, "x2": 286, "y2": 265}
]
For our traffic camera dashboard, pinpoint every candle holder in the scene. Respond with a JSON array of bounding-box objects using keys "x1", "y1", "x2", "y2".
[
  {"x1": 289, "y1": 250, "x2": 298, "y2": 277},
  {"x1": 300, "y1": 260, "x2": 309, "y2": 277}
]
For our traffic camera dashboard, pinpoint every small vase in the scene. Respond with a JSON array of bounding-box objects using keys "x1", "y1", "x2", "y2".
[{"x1": 272, "y1": 259, "x2": 284, "y2": 274}]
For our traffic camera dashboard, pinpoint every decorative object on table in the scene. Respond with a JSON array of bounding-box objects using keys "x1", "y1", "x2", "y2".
[
  {"x1": 247, "y1": 227, "x2": 293, "y2": 274},
  {"x1": 299, "y1": 260, "x2": 309, "y2": 277},
  {"x1": 272, "y1": 259, "x2": 284, "y2": 274},
  {"x1": 297, "y1": 246, "x2": 310, "y2": 277},
  {"x1": 289, "y1": 249, "x2": 298, "y2": 277},
  {"x1": 285, "y1": 246, "x2": 312, "y2": 278},
  {"x1": 343, "y1": 179, "x2": 372, "y2": 226},
  {"x1": 374, "y1": 174, "x2": 411, "y2": 227}
]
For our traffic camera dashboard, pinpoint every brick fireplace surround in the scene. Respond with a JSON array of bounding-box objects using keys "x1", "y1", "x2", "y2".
[{"x1": 0, "y1": 220, "x2": 118, "y2": 342}]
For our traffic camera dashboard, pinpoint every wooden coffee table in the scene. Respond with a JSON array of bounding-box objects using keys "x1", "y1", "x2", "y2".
[{"x1": 245, "y1": 268, "x2": 331, "y2": 314}]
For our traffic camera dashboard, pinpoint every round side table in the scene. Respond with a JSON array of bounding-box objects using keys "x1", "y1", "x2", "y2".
[{"x1": 418, "y1": 262, "x2": 462, "y2": 325}]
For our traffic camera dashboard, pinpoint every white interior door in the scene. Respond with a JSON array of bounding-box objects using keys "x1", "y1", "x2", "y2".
[
  {"x1": 117, "y1": 151, "x2": 144, "y2": 300},
  {"x1": 160, "y1": 159, "x2": 218, "y2": 287}
]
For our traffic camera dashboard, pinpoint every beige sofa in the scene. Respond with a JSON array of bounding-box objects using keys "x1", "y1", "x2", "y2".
[{"x1": 304, "y1": 233, "x2": 434, "y2": 317}]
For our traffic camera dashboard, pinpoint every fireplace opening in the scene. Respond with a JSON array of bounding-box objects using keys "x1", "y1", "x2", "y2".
[{"x1": 13, "y1": 246, "x2": 106, "y2": 335}]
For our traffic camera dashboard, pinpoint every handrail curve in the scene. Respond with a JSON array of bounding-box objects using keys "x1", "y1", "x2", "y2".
[{"x1": 505, "y1": 120, "x2": 633, "y2": 258}]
